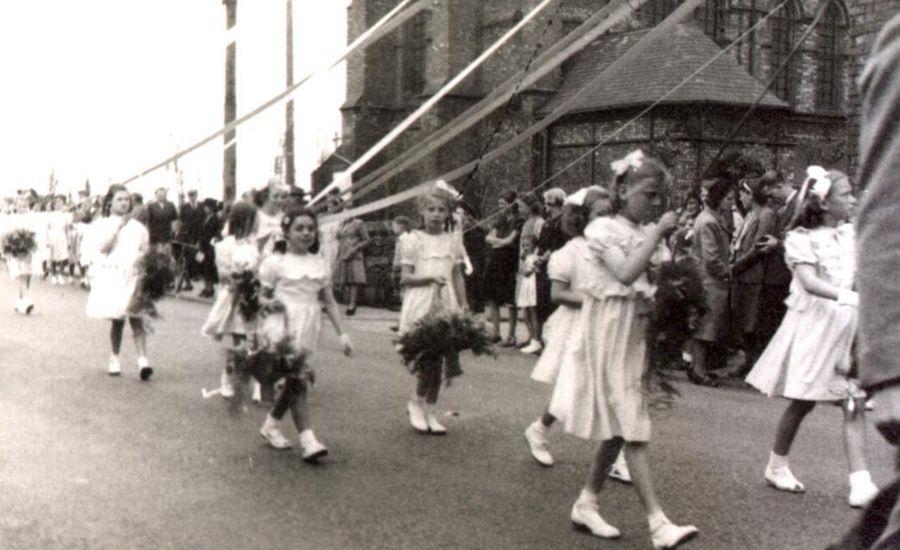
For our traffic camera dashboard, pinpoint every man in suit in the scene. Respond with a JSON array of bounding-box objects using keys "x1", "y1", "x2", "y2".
[
  {"x1": 176, "y1": 189, "x2": 204, "y2": 290},
  {"x1": 146, "y1": 187, "x2": 178, "y2": 255}
]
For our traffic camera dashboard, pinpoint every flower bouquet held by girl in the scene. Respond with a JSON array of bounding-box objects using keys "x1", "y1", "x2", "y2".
[{"x1": 128, "y1": 248, "x2": 175, "y2": 320}]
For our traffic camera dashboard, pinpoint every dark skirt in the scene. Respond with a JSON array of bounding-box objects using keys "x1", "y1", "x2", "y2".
[{"x1": 483, "y1": 246, "x2": 517, "y2": 306}]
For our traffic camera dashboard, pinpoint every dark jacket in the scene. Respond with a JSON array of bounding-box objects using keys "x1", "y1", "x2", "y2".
[{"x1": 146, "y1": 200, "x2": 178, "y2": 244}]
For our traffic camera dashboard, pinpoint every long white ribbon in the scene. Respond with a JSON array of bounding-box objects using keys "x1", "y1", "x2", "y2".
[{"x1": 309, "y1": 0, "x2": 557, "y2": 206}]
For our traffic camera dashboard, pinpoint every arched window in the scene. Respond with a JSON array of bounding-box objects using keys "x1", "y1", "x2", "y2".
[
  {"x1": 768, "y1": 0, "x2": 799, "y2": 103},
  {"x1": 703, "y1": 0, "x2": 728, "y2": 43},
  {"x1": 401, "y1": 11, "x2": 429, "y2": 96},
  {"x1": 816, "y1": 1, "x2": 847, "y2": 112},
  {"x1": 646, "y1": 0, "x2": 680, "y2": 25}
]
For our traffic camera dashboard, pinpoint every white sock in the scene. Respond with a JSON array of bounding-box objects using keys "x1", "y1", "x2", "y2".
[
  {"x1": 849, "y1": 470, "x2": 873, "y2": 488},
  {"x1": 264, "y1": 414, "x2": 280, "y2": 428},
  {"x1": 768, "y1": 451, "x2": 789, "y2": 470},
  {"x1": 530, "y1": 420, "x2": 548, "y2": 435},
  {"x1": 137, "y1": 356, "x2": 149, "y2": 368},
  {"x1": 576, "y1": 488, "x2": 598, "y2": 507},
  {"x1": 648, "y1": 510, "x2": 669, "y2": 531},
  {"x1": 299, "y1": 429, "x2": 316, "y2": 446}
]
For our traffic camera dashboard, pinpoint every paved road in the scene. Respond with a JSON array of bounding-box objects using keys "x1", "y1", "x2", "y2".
[{"x1": 0, "y1": 275, "x2": 894, "y2": 549}]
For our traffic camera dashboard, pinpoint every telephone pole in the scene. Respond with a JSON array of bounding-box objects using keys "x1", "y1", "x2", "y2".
[
  {"x1": 223, "y1": 0, "x2": 238, "y2": 201},
  {"x1": 284, "y1": 0, "x2": 296, "y2": 188}
]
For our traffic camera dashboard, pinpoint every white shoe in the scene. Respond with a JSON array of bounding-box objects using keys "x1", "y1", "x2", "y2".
[
  {"x1": 570, "y1": 499, "x2": 620, "y2": 539},
  {"x1": 609, "y1": 452, "x2": 632, "y2": 484},
  {"x1": 849, "y1": 480, "x2": 879, "y2": 508},
  {"x1": 219, "y1": 371, "x2": 235, "y2": 399},
  {"x1": 520, "y1": 339, "x2": 543, "y2": 355},
  {"x1": 108, "y1": 356, "x2": 122, "y2": 376},
  {"x1": 764, "y1": 465, "x2": 805, "y2": 493},
  {"x1": 425, "y1": 411, "x2": 447, "y2": 435},
  {"x1": 251, "y1": 381, "x2": 262, "y2": 404},
  {"x1": 524, "y1": 423, "x2": 554, "y2": 467},
  {"x1": 299, "y1": 430, "x2": 328, "y2": 462},
  {"x1": 259, "y1": 417, "x2": 292, "y2": 450},
  {"x1": 651, "y1": 520, "x2": 698, "y2": 549},
  {"x1": 407, "y1": 400, "x2": 429, "y2": 433}
]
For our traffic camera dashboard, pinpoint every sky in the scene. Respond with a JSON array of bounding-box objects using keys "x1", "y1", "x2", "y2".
[{"x1": 0, "y1": 0, "x2": 348, "y2": 200}]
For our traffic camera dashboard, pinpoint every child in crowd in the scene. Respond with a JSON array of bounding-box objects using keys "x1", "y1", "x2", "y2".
[
  {"x1": 256, "y1": 208, "x2": 353, "y2": 461},
  {"x1": 201, "y1": 202, "x2": 261, "y2": 398},
  {"x1": 84, "y1": 185, "x2": 153, "y2": 380},
  {"x1": 746, "y1": 167, "x2": 879, "y2": 508},
  {"x1": 516, "y1": 197, "x2": 544, "y2": 355},
  {"x1": 525, "y1": 185, "x2": 630, "y2": 482},
  {"x1": 555, "y1": 150, "x2": 696, "y2": 548},
  {"x1": 399, "y1": 185, "x2": 468, "y2": 435},
  {"x1": 390, "y1": 215, "x2": 414, "y2": 332}
]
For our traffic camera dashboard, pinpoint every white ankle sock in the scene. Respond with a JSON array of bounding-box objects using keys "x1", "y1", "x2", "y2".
[
  {"x1": 849, "y1": 470, "x2": 872, "y2": 488},
  {"x1": 576, "y1": 488, "x2": 598, "y2": 506},
  {"x1": 137, "y1": 356, "x2": 149, "y2": 368},
  {"x1": 531, "y1": 420, "x2": 548, "y2": 434},
  {"x1": 648, "y1": 511, "x2": 669, "y2": 531},
  {"x1": 299, "y1": 429, "x2": 316, "y2": 446},
  {"x1": 768, "y1": 451, "x2": 789, "y2": 470}
]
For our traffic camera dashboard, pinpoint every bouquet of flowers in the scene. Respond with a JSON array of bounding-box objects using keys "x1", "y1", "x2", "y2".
[
  {"x1": 129, "y1": 249, "x2": 175, "y2": 319},
  {"x1": 397, "y1": 308, "x2": 495, "y2": 382},
  {"x1": 244, "y1": 302, "x2": 312, "y2": 386},
  {"x1": 230, "y1": 270, "x2": 262, "y2": 322},
  {"x1": 644, "y1": 259, "x2": 708, "y2": 407},
  {"x1": 1, "y1": 228, "x2": 37, "y2": 259}
]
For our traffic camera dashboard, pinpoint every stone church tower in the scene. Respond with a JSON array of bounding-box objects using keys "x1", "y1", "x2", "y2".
[{"x1": 315, "y1": 0, "x2": 899, "y2": 215}]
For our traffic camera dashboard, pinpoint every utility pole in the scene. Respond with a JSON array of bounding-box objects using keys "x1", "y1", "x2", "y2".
[
  {"x1": 284, "y1": 0, "x2": 296, "y2": 188},
  {"x1": 223, "y1": 0, "x2": 237, "y2": 201}
]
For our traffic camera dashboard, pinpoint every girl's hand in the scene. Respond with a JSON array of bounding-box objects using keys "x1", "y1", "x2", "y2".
[
  {"x1": 837, "y1": 289, "x2": 859, "y2": 307},
  {"x1": 339, "y1": 333, "x2": 354, "y2": 356},
  {"x1": 655, "y1": 212, "x2": 678, "y2": 236}
]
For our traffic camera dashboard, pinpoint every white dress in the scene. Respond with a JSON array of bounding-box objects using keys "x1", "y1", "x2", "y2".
[
  {"x1": 201, "y1": 236, "x2": 261, "y2": 340},
  {"x1": 549, "y1": 216, "x2": 669, "y2": 442},
  {"x1": 398, "y1": 231, "x2": 465, "y2": 334},
  {"x1": 746, "y1": 225, "x2": 860, "y2": 401},
  {"x1": 258, "y1": 253, "x2": 331, "y2": 359},
  {"x1": 84, "y1": 216, "x2": 150, "y2": 319},
  {"x1": 47, "y1": 212, "x2": 71, "y2": 262},
  {"x1": 531, "y1": 237, "x2": 600, "y2": 384}
]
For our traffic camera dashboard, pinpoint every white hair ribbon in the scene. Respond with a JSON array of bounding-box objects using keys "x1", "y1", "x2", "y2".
[
  {"x1": 610, "y1": 149, "x2": 645, "y2": 176},
  {"x1": 807, "y1": 166, "x2": 832, "y2": 202},
  {"x1": 434, "y1": 179, "x2": 461, "y2": 200},
  {"x1": 565, "y1": 187, "x2": 589, "y2": 206}
]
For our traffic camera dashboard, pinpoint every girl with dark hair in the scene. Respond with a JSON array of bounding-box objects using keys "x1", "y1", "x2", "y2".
[
  {"x1": 731, "y1": 177, "x2": 778, "y2": 376},
  {"x1": 555, "y1": 151, "x2": 695, "y2": 548},
  {"x1": 746, "y1": 167, "x2": 879, "y2": 508},
  {"x1": 85, "y1": 184, "x2": 152, "y2": 379},
  {"x1": 202, "y1": 202, "x2": 261, "y2": 398},
  {"x1": 257, "y1": 208, "x2": 353, "y2": 460},
  {"x1": 689, "y1": 178, "x2": 734, "y2": 386}
]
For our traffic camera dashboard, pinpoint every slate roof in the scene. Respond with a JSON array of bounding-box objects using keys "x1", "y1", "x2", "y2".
[{"x1": 537, "y1": 24, "x2": 788, "y2": 116}]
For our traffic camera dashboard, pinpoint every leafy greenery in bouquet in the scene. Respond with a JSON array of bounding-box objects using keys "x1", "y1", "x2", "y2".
[
  {"x1": 230, "y1": 270, "x2": 262, "y2": 322},
  {"x1": 129, "y1": 249, "x2": 175, "y2": 318},
  {"x1": 645, "y1": 259, "x2": 708, "y2": 407},
  {"x1": 1, "y1": 228, "x2": 37, "y2": 259},
  {"x1": 397, "y1": 310, "x2": 495, "y2": 381}
]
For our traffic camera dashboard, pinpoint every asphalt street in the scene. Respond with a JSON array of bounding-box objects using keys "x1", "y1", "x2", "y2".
[{"x1": 0, "y1": 275, "x2": 895, "y2": 550}]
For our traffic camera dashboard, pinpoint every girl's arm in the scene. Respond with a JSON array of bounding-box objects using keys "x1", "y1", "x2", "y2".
[
  {"x1": 320, "y1": 285, "x2": 353, "y2": 355},
  {"x1": 493, "y1": 229, "x2": 518, "y2": 248},
  {"x1": 400, "y1": 264, "x2": 441, "y2": 287},
  {"x1": 97, "y1": 219, "x2": 126, "y2": 255},
  {"x1": 794, "y1": 264, "x2": 851, "y2": 302},
  {"x1": 600, "y1": 214, "x2": 676, "y2": 286},
  {"x1": 550, "y1": 279, "x2": 582, "y2": 308},
  {"x1": 452, "y1": 263, "x2": 468, "y2": 311},
  {"x1": 485, "y1": 228, "x2": 500, "y2": 246}
]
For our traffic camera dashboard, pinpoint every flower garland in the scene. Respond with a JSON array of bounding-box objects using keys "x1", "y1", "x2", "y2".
[
  {"x1": 1, "y1": 228, "x2": 37, "y2": 259},
  {"x1": 645, "y1": 259, "x2": 708, "y2": 407},
  {"x1": 397, "y1": 310, "x2": 495, "y2": 382}
]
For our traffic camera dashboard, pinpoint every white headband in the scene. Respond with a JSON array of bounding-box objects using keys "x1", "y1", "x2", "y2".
[
  {"x1": 805, "y1": 166, "x2": 832, "y2": 202},
  {"x1": 610, "y1": 150, "x2": 645, "y2": 176}
]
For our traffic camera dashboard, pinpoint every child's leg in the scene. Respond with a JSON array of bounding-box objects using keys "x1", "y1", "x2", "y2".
[
  {"x1": 129, "y1": 317, "x2": 152, "y2": 380},
  {"x1": 522, "y1": 307, "x2": 535, "y2": 341},
  {"x1": 110, "y1": 319, "x2": 126, "y2": 355},
  {"x1": 845, "y1": 397, "x2": 879, "y2": 507},
  {"x1": 570, "y1": 438, "x2": 625, "y2": 539},
  {"x1": 773, "y1": 399, "x2": 816, "y2": 456},
  {"x1": 487, "y1": 301, "x2": 500, "y2": 336},
  {"x1": 507, "y1": 306, "x2": 518, "y2": 340},
  {"x1": 586, "y1": 438, "x2": 626, "y2": 494},
  {"x1": 622, "y1": 441, "x2": 662, "y2": 516}
]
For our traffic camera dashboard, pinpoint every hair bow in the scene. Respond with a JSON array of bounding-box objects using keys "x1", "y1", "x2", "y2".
[
  {"x1": 806, "y1": 166, "x2": 832, "y2": 201},
  {"x1": 610, "y1": 150, "x2": 645, "y2": 176},
  {"x1": 434, "y1": 179, "x2": 461, "y2": 200},
  {"x1": 565, "y1": 188, "x2": 589, "y2": 206}
]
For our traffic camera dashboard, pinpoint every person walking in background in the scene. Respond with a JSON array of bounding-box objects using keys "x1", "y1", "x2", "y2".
[
  {"x1": 730, "y1": 177, "x2": 778, "y2": 378},
  {"x1": 484, "y1": 190, "x2": 521, "y2": 346},
  {"x1": 689, "y1": 178, "x2": 734, "y2": 386},
  {"x1": 333, "y1": 209, "x2": 371, "y2": 316},
  {"x1": 746, "y1": 167, "x2": 878, "y2": 509}
]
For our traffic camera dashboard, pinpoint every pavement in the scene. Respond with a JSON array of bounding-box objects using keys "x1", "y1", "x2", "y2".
[{"x1": 0, "y1": 274, "x2": 895, "y2": 550}]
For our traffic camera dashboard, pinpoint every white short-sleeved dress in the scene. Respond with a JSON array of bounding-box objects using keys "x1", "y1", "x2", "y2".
[
  {"x1": 746, "y1": 225, "x2": 860, "y2": 401},
  {"x1": 257, "y1": 253, "x2": 331, "y2": 359},
  {"x1": 549, "y1": 216, "x2": 669, "y2": 442},
  {"x1": 398, "y1": 230, "x2": 465, "y2": 335},
  {"x1": 201, "y1": 236, "x2": 261, "y2": 340},
  {"x1": 531, "y1": 237, "x2": 600, "y2": 384},
  {"x1": 85, "y1": 216, "x2": 150, "y2": 320}
]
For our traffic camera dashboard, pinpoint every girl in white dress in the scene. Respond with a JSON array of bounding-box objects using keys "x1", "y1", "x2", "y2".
[
  {"x1": 47, "y1": 196, "x2": 72, "y2": 285},
  {"x1": 399, "y1": 185, "x2": 469, "y2": 435},
  {"x1": 525, "y1": 186, "x2": 630, "y2": 484},
  {"x1": 256, "y1": 208, "x2": 354, "y2": 461},
  {"x1": 562, "y1": 151, "x2": 696, "y2": 549},
  {"x1": 745, "y1": 167, "x2": 879, "y2": 508},
  {"x1": 84, "y1": 185, "x2": 152, "y2": 379},
  {"x1": 201, "y1": 202, "x2": 260, "y2": 398}
]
